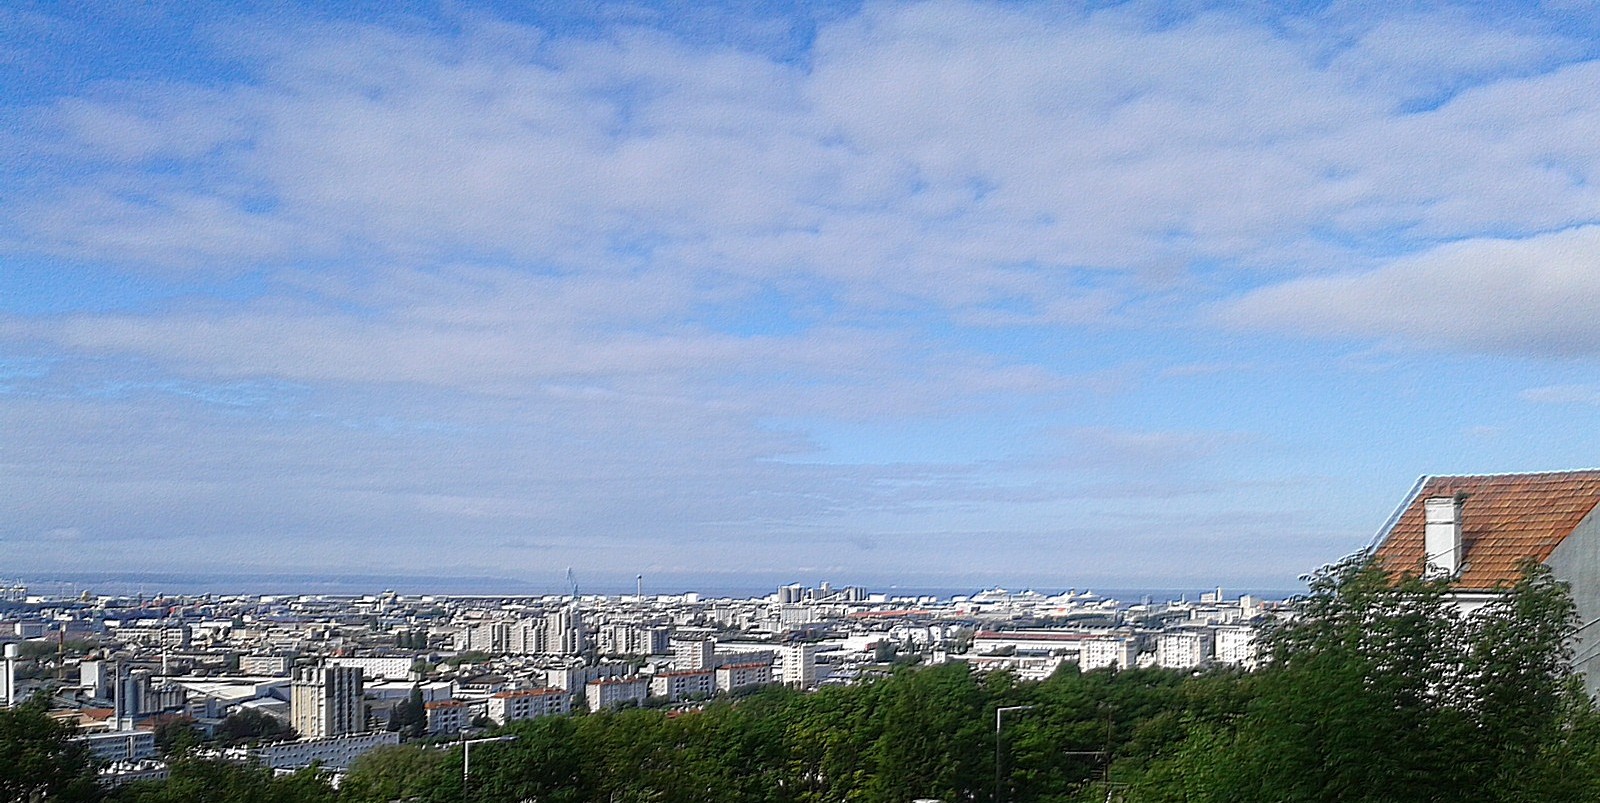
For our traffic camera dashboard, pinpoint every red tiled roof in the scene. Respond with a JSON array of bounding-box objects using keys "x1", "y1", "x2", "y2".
[
  {"x1": 1373, "y1": 470, "x2": 1600, "y2": 591},
  {"x1": 491, "y1": 688, "x2": 565, "y2": 699}
]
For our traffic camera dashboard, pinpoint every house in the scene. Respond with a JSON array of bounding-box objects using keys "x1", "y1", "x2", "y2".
[{"x1": 1371, "y1": 469, "x2": 1600, "y2": 693}]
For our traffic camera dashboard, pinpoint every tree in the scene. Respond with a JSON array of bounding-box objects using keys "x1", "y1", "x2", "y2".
[
  {"x1": 0, "y1": 695, "x2": 100, "y2": 803},
  {"x1": 108, "y1": 757, "x2": 335, "y2": 803},
  {"x1": 152, "y1": 716, "x2": 204, "y2": 758},
  {"x1": 216, "y1": 708, "x2": 295, "y2": 746},
  {"x1": 387, "y1": 685, "x2": 427, "y2": 740},
  {"x1": 1123, "y1": 556, "x2": 1599, "y2": 803},
  {"x1": 340, "y1": 744, "x2": 455, "y2": 803}
]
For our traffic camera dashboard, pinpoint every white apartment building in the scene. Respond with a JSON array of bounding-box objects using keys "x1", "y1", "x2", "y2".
[
  {"x1": 1213, "y1": 625, "x2": 1258, "y2": 668},
  {"x1": 781, "y1": 644, "x2": 819, "y2": 688},
  {"x1": 239, "y1": 655, "x2": 292, "y2": 676},
  {"x1": 715, "y1": 661, "x2": 773, "y2": 693},
  {"x1": 329, "y1": 656, "x2": 416, "y2": 680},
  {"x1": 586, "y1": 677, "x2": 648, "y2": 711},
  {"x1": 486, "y1": 688, "x2": 570, "y2": 725},
  {"x1": 424, "y1": 699, "x2": 471, "y2": 734},
  {"x1": 256, "y1": 731, "x2": 400, "y2": 770},
  {"x1": 597, "y1": 624, "x2": 670, "y2": 656},
  {"x1": 291, "y1": 664, "x2": 365, "y2": 738},
  {"x1": 649, "y1": 669, "x2": 714, "y2": 702},
  {"x1": 671, "y1": 639, "x2": 714, "y2": 670},
  {"x1": 1079, "y1": 637, "x2": 1139, "y2": 671},
  {"x1": 1155, "y1": 630, "x2": 1214, "y2": 670}
]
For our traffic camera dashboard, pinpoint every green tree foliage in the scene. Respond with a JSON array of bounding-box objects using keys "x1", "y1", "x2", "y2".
[
  {"x1": 108, "y1": 757, "x2": 335, "y2": 803},
  {"x1": 0, "y1": 695, "x2": 100, "y2": 803},
  {"x1": 1122, "y1": 557, "x2": 1600, "y2": 803},
  {"x1": 152, "y1": 716, "x2": 204, "y2": 758},
  {"x1": 216, "y1": 708, "x2": 296, "y2": 746},
  {"x1": 339, "y1": 744, "x2": 457, "y2": 803},
  {"x1": 387, "y1": 685, "x2": 428, "y2": 740}
]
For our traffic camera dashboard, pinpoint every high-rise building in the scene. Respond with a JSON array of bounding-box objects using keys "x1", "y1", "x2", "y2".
[
  {"x1": 781, "y1": 643, "x2": 818, "y2": 688},
  {"x1": 291, "y1": 664, "x2": 365, "y2": 738},
  {"x1": 542, "y1": 607, "x2": 585, "y2": 655},
  {"x1": 671, "y1": 638, "x2": 715, "y2": 670}
]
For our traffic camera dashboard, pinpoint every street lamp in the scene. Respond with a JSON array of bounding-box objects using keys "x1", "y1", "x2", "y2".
[
  {"x1": 461, "y1": 734, "x2": 517, "y2": 802},
  {"x1": 994, "y1": 705, "x2": 1035, "y2": 803}
]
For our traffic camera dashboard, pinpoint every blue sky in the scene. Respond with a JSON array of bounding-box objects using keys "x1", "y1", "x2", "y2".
[{"x1": 5, "y1": 0, "x2": 1600, "y2": 591}]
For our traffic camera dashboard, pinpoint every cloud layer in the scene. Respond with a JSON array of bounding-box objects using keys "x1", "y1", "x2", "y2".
[{"x1": 6, "y1": 1, "x2": 1600, "y2": 587}]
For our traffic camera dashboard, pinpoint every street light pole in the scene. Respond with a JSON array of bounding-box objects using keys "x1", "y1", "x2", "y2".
[
  {"x1": 994, "y1": 705, "x2": 1035, "y2": 803},
  {"x1": 461, "y1": 734, "x2": 517, "y2": 803}
]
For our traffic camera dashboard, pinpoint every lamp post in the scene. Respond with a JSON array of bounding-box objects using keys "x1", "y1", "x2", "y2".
[
  {"x1": 994, "y1": 705, "x2": 1035, "y2": 803},
  {"x1": 462, "y1": 734, "x2": 517, "y2": 802},
  {"x1": 2, "y1": 643, "x2": 15, "y2": 708}
]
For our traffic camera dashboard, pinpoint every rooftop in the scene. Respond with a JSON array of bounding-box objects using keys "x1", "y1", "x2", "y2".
[{"x1": 1373, "y1": 470, "x2": 1600, "y2": 591}]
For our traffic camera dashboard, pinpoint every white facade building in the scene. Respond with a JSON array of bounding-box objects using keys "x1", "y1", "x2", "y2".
[
  {"x1": 329, "y1": 655, "x2": 417, "y2": 680},
  {"x1": 256, "y1": 732, "x2": 400, "y2": 770},
  {"x1": 1079, "y1": 637, "x2": 1138, "y2": 671},
  {"x1": 1213, "y1": 625, "x2": 1258, "y2": 668},
  {"x1": 781, "y1": 644, "x2": 819, "y2": 688},
  {"x1": 291, "y1": 664, "x2": 365, "y2": 738},
  {"x1": 1155, "y1": 631, "x2": 1214, "y2": 670},
  {"x1": 649, "y1": 669, "x2": 714, "y2": 702},
  {"x1": 714, "y1": 661, "x2": 773, "y2": 693},
  {"x1": 585, "y1": 677, "x2": 648, "y2": 711},
  {"x1": 486, "y1": 688, "x2": 570, "y2": 725}
]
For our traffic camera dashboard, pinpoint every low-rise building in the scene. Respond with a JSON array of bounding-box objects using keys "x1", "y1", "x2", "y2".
[
  {"x1": 77, "y1": 730, "x2": 158, "y2": 763},
  {"x1": 1079, "y1": 637, "x2": 1138, "y2": 671},
  {"x1": 424, "y1": 699, "x2": 471, "y2": 735},
  {"x1": 255, "y1": 731, "x2": 401, "y2": 770},
  {"x1": 486, "y1": 688, "x2": 570, "y2": 725},
  {"x1": 585, "y1": 677, "x2": 648, "y2": 711},
  {"x1": 649, "y1": 669, "x2": 714, "y2": 702},
  {"x1": 714, "y1": 661, "x2": 772, "y2": 694},
  {"x1": 1155, "y1": 630, "x2": 1213, "y2": 669}
]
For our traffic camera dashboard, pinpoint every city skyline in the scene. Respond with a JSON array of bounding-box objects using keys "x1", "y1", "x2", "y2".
[{"x1": 6, "y1": 0, "x2": 1600, "y2": 588}]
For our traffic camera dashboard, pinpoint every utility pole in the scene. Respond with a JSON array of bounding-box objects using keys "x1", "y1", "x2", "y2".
[
  {"x1": 995, "y1": 705, "x2": 1035, "y2": 803},
  {"x1": 461, "y1": 734, "x2": 517, "y2": 802}
]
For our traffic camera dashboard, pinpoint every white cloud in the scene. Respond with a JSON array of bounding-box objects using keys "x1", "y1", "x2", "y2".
[
  {"x1": 1522, "y1": 384, "x2": 1600, "y2": 405},
  {"x1": 1220, "y1": 225, "x2": 1600, "y2": 355},
  {"x1": 11, "y1": 1, "x2": 1600, "y2": 307},
  {"x1": 8, "y1": 2, "x2": 1600, "y2": 583}
]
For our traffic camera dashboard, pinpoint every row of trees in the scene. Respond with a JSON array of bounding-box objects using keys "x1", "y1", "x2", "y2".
[{"x1": 9, "y1": 558, "x2": 1600, "y2": 802}]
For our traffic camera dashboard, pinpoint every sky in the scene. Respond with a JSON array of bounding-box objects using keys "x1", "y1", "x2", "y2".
[{"x1": 5, "y1": 0, "x2": 1600, "y2": 592}]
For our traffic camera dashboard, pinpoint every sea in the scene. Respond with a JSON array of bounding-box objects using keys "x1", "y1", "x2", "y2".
[{"x1": 7, "y1": 570, "x2": 1303, "y2": 603}]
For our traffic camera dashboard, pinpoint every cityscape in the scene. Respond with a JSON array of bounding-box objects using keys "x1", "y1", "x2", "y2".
[
  {"x1": 2, "y1": 576, "x2": 1270, "y2": 786},
  {"x1": 9, "y1": 0, "x2": 1600, "y2": 800}
]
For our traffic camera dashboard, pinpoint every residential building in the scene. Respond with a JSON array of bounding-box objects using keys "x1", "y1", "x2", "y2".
[
  {"x1": 1214, "y1": 625, "x2": 1258, "y2": 668},
  {"x1": 76, "y1": 730, "x2": 157, "y2": 763},
  {"x1": 291, "y1": 664, "x2": 365, "y2": 738},
  {"x1": 424, "y1": 699, "x2": 472, "y2": 734},
  {"x1": 1080, "y1": 637, "x2": 1138, "y2": 671},
  {"x1": 486, "y1": 688, "x2": 570, "y2": 725},
  {"x1": 256, "y1": 732, "x2": 400, "y2": 771},
  {"x1": 1155, "y1": 630, "x2": 1212, "y2": 669},
  {"x1": 585, "y1": 677, "x2": 648, "y2": 711},
  {"x1": 1371, "y1": 469, "x2": 1600, "y2": 694},
  {"x1": 671, "y1": 639, "x2": 714, "y2": 670},
  {"x1": 781, "y1": 644, "x2": 818, "y2": 688},
  {"x1": 649, "y1": 669, "x2": 714, "y2": 702},
  {"x1": 715, "y1": 660, "x2": 773, "y2": 693}
]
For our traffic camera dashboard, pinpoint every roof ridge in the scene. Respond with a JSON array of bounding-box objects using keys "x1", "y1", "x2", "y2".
[
  {"x1": 1366, "y1": 474, "x2": 1427, "y2": 553},
  {"x1": 1422, "y1": 468, "x2": 1600, "y2": 479}
]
